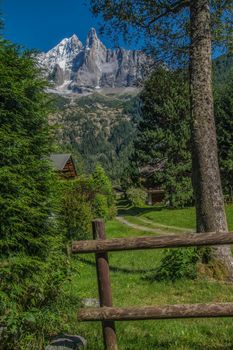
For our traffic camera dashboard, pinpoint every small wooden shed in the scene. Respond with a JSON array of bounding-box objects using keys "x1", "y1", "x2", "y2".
[
  {"x1": 146, "y1": 189, "x2": 165, "y2": 205},
  {"x1": 49, "y1": 153, "x2": 77, "y2": 179}
]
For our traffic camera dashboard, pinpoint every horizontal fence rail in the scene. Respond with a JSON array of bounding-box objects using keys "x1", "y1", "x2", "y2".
[
  {"x1": 78, "y1": 302, "x2": 233, "y2": 321},
  {"x1": 72, "y1": 231, "x2": 233, "y2": 254}
]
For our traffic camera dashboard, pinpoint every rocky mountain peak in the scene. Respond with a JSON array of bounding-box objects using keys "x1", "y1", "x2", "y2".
[
  {"x1": 69, "y1": 33, "x2": 83, "y2": 48},
  {"x1": 85, "y1": 27, "x2": 106, "y2": 54},
  {"x1": 86, "y1": 28, "x2": 98, "y2": 45},
  {"x1": 38, "y1": 28, "x2": 151, "y2": 94}
]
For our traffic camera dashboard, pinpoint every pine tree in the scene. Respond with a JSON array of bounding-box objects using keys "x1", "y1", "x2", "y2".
[
  {"x1": 133, "y1": 69, "x2": 192, "y2": 207},
  {"x1": 0, "y1": 39, "x2": 66, "y2": 348},
  {"x1": 215, "y1": 71, "x2": 233, "y2": 201}
]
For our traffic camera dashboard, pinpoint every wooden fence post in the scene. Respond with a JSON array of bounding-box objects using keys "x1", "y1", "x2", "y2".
[{"x1": 92, "y1": 219, "x2": 118, "y2": 350}]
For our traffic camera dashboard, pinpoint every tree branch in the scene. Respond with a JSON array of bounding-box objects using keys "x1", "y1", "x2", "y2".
[{"x1": 147, "y1": 0, "x2": 190, "y2": 26}]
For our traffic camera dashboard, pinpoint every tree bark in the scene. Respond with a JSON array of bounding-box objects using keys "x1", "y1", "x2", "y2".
[{"x1": 189, "y1": 0, "x2": 233, "y2": 277}]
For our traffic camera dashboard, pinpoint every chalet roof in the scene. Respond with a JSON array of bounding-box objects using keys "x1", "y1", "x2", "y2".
[{"x1": 49, "y1": 153, "x2": 72, "y2": 171}]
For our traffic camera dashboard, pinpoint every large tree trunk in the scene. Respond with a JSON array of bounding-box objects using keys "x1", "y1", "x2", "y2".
[{"x1": 189, "y1": 0, "x2": 233, "y2": 277}]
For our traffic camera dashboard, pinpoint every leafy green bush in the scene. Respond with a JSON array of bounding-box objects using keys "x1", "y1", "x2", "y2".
[
  {"x1": 59, "y1": 168, "x2": 116, "y2": 241},
  {"x1": 92, "y1": 164, "x2": 116, "y2": 219},
  {"x1": 60, "y1": 192, "x2": 92, "y2": 241},
  {"x1": 126, "y1": 187, "x2": 147, "y2": 207},
  {"x1": 149, "y1": 248, "x2": 200, "y2": 281},
  {"x1": 93, "y1": 193, "x2": 109, "y2": 219},
  {"x1": 92, "y1": 164, "x2": 115, "y2": 206},
  {"x1": 59, "y1": 178, "x2": 93, "y2": 241}
]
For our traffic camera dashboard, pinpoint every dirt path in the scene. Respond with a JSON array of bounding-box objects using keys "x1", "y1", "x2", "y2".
[
  {"x1": 116, "y1": 216, "x2": 175, "y2": 235},
  {"x1": 137, "y1": 217, "x2": 194, "y2": 233},
  {"x1": 116, "y1": 216, "x2": 194, "y2": 234}
]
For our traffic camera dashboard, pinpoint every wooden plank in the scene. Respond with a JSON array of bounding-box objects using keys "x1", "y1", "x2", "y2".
[
  {"x1": 92, "y1": 219, "x2": 118, "y2": 350},
  {"x1": 72, "y1": 231, "x2": 233, "y2": 254},
  {"x1": 78, "y1": 302, "x2": 233, "y2": 321}
]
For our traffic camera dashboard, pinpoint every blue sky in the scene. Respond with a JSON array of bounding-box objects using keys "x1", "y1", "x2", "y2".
[
  {"x1": 1, "y1": 0, "x2": 122, "y2": 52},
  {"x1": 1, "y1": 1, "x2": 224, "y2": 58}
]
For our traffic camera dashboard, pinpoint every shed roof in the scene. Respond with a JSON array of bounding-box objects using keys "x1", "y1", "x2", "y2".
[{"x1": 49, "y1": 153, "x2": 72, "y2": 171}]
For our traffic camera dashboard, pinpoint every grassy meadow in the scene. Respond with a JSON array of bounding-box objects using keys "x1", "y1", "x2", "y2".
[{"x1": 58, "y1": 202, "x2": 233, "y2": 350}]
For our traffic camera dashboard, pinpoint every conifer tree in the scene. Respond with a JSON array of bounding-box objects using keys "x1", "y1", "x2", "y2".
[
  {"x1": 0, "y1": 39, "x2": 66, "y2": 347},
  {"x1": 133, "y1": 69, "x2": 192, "y2": 207},
  {"x1": 215, "y1": 71, "x2": 233, "y2": 201}
]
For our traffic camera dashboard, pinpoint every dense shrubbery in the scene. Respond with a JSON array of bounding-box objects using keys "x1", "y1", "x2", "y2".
[
  {"x1": 60, "y1": 187, "x2": 93, "y2": 241},
  {"x1": 93, "y1": 193, "x2": 109, "y2": 219},
  {"x1": 59, "y1": 165, "x2": 116, "y2": 243},
  {"x1": 92, "y1": 164, "x2": 117, "y2": 219},
  {"x1": 214, "y1": 71, "x2": 233, "y2": 202},
  {"x1": 126, "y1": 187, "x2": 147, "y2": 207},
  {"x1": 0, "y1": 39, "x2": 71, "y2": 349},
  {"x1": 149, "y1": 246, "x2": 230, "y2": 282},
  {"x1": 149, "y1": 248, "x2": 200, "y2": 281}
]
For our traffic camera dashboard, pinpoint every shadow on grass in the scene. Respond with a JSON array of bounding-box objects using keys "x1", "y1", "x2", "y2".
[
  {"x1": 117, "y1": 198, "x2": 163, "y2": 217},
  {"x1": 79, "y1": 256, "x2": 157, "y2": 275}
]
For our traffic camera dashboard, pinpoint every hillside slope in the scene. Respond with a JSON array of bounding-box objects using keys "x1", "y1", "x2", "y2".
[{"x1": 52, "y1": 90, "x2": 140, "y2": 180}]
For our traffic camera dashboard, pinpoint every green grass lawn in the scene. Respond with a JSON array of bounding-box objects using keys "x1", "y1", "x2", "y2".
[
  {"x1": 61, "y1": 203, "x2": 233, "y2": 350},
  {"x1": 118, "y1": 199, "x2": 233, "y2": 231},
  {"x1": 140, "y1": 204, "x2": 233, "y2": 231}
]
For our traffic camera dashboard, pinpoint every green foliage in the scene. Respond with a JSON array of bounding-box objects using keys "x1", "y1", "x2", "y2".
[
  {"x1": 132, "y1": 68, "x2": 193, "y2": 207},
  {"x1": 214, "y1": 70, "x2": 233, "y2": 201},
  {"x1": 130, "y1": 66, "x2": 233, "y2": 207},
  {"x1": 148, "y1": 245, "x2": 230, "y2": 282},
  {"x1": 59, "y1": 180, "x2": 93, "y2": 241},
  {"x1": 93, "y1": 193, "x2": 109, "y2": 219},
  {"x1": 89, "y1": 1, "x2": 233, "y2": 65},
  {"x1": 0, "y1": 39, "x2": 68, "y2": 349},
  {"x1": 126, "y1": 187, "x2": 147, "y2": 207},
  {"x1": 213, "y1": 54, "x2": 233, "y2": 86},
  {"x1": 92, "y1": 164, "x2": 114, "y2": 205},
  {"x1": 92, "y1": 164, "x2": 116, "y2": 219},
  {"x1": 59, "y1": 167, "x2": 116, "y2": 241},
  {"x1": 53, "y1": 92, "x2": 138, "y2": 183},
  {"x1": 149, "y1": 248, "x2": 200, "y2": 282}
]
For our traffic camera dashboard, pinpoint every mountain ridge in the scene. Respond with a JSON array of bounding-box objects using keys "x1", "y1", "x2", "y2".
[{"x1": 38, "y1": 28, "x2": 151, "y2": 94}]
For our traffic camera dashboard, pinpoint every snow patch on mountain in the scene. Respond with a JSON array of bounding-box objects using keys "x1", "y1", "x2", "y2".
[{"x1": 38, "y1": 28, "x2": 151, "y2": 94}]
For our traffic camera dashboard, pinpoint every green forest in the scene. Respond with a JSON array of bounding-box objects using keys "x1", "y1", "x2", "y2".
[
  {"x1": 52, "y1": 91, "x2": 140, "y2": 181},
  {"x1": 54, "y1": 60, "x2": 233, "y2": 207}
]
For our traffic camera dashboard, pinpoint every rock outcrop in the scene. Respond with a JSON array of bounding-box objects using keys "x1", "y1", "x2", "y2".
[{"x1": 38, "y1": 28, "x2": 150, "y2": 94}]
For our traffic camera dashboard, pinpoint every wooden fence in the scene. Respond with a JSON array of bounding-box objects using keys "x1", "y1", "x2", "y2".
[{"x1": 72, "y1": 219, "x2": 233, "y2": 350}]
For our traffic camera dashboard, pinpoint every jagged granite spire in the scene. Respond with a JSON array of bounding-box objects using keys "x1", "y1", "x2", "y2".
[
  {"x1": 86, "y1": 28, "x2": 98, "y2": 47},
  {"x1": 38, "y1": 28, "x2": 151, "y2": 94}
]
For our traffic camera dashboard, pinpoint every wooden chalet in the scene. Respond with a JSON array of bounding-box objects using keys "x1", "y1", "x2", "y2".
[
  {"x1": 49, "y1": 153, "x2": 77, "y2": 179},
  {"x1": 146, "y1": 188, "x2": 165, "y2": 205}
]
